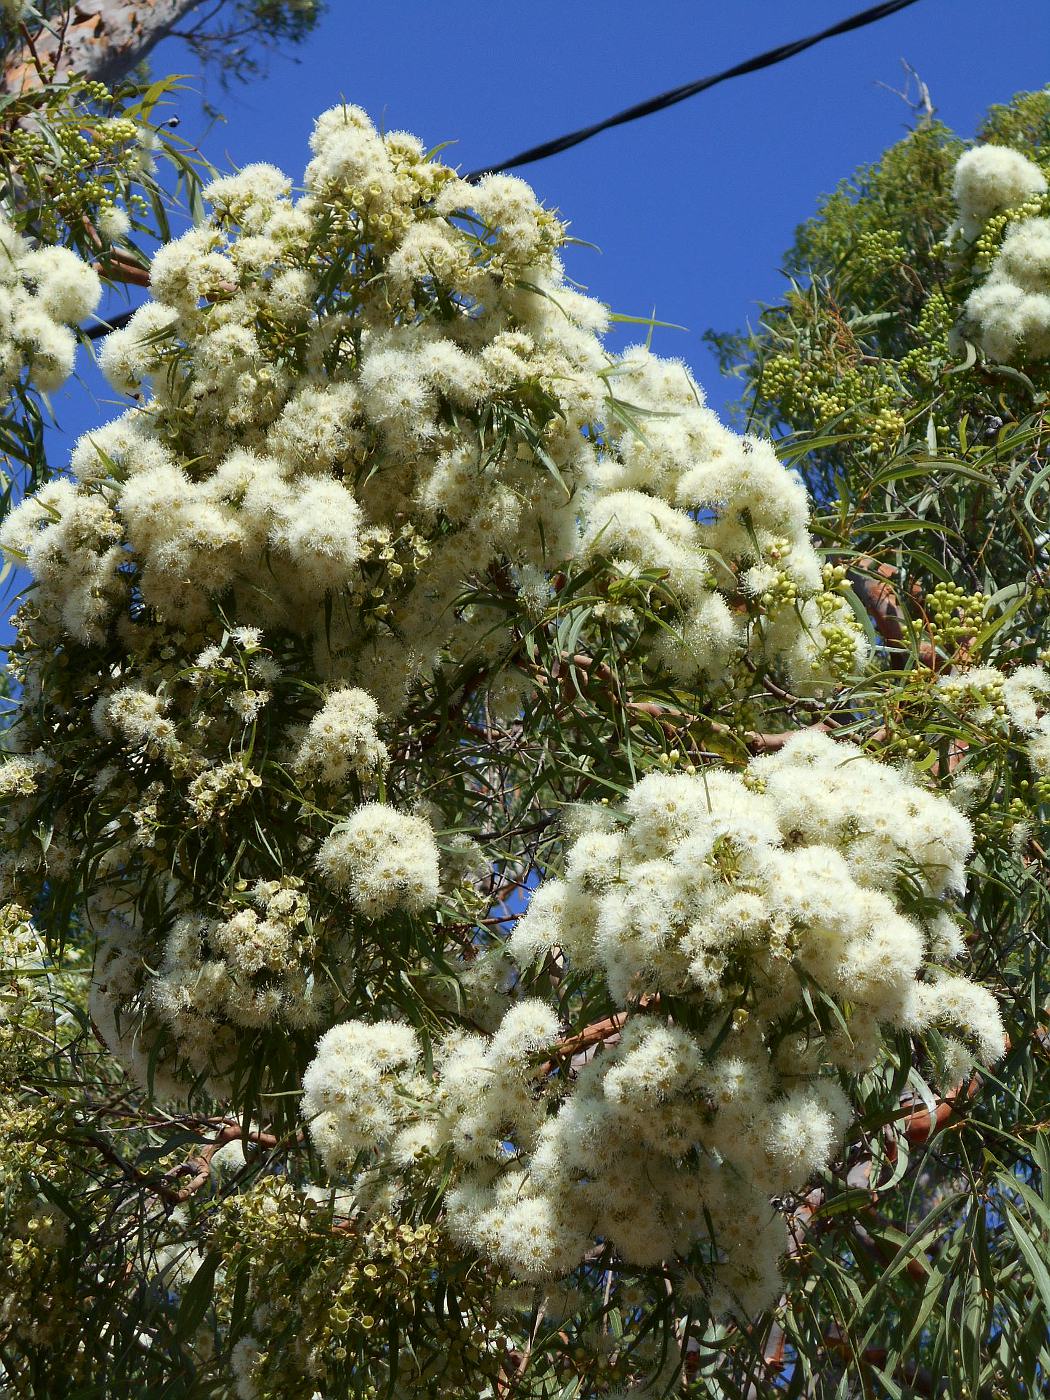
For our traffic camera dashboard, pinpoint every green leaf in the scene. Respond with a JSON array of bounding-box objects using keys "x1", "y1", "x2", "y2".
[
  {"x1": 1004, "y1": 1205, "x2": 1050, "y2": 1316},
  {"x1": 608, "y1": 311, "x2": 688, "y2": 332},
  {"x1": 174, "y1": 1253, "x2": 219, "y2": 1341},
  {"x1": 944, "y1": 338, "x2": 978, "y2": 374},
  {"x1": 987, "y1": 362, "x2": 1041, "y2": 399},
  {"x1": 1023, "y1": 460, "x2": 1050, "y2": 518},
  {"x1": 973, "y1": 591, "x2": 1026, "y2": 650},
  {"x1": 872, "y1": 458, "x2": 995, "y2": 487}
]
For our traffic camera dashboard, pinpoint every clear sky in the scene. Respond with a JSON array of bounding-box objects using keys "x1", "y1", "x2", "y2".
[{"x1": 27, "y1": 0, "x2": 1050, "y2": 498}]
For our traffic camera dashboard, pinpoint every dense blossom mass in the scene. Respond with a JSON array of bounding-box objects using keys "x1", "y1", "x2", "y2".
[
  {"x1": 8, "y1": 106, "x2": 862, "y2": 702},
  {"x1": 304, "y1": 732, "x2": 1004, "y2": 1314},
  {"x1": 1002, "y1": 664, "x2": 1050, "y2": 776},
  {"x1": 0, "y1": 103, "x2": 863, "y2": 1100},
  {"x1": 954, "y1": 144, "x2": 1050, "y2": 362}
]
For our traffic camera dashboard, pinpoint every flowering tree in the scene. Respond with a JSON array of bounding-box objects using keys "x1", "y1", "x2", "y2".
[{"x1": 0, "y1": 11, "x2": 1047, "y2": 1394}]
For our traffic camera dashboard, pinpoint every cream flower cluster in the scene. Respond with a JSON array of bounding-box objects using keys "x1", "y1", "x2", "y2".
[
  {"x1": 315, "y1": 804, "x2": 440, "y2": 917},
  {"x1": 509, "y1": 730, "x2": 983, "y2": 1027},
  {"x1": 951, "y1": 146, "x2": 1050, "y2": 363},
  {"x1": 964, "y1": 216, "x2": 1050, "y2": 362},
  {"x1": 0, "y1": 902, "x2": 48, "y2": 1023},
  {"x1": 0, "y1": 212, "x2": 100, "y2": 395},
  {"x1": 300, "y1": 1002, "x2": 804, "y2": 1315},
  {"x1": 303, "y1": 1019, "x2": 427, "y2": 1165},
  {"x1": 935, "y1": 662, "x2": 1050, "y2": 779},
  {"x1": 579, "y1": 349, "x2": 865, "y2": 686},
  {"x1": 951, "y1": 145, "x2": 1048, "y2": 244},
  {"x1": 2, "y1": 103, "x2": 859, "y2": 711},
  {"x1": 86, "y1": 796, "x2": 442, "y2": 1096},
  {"x1": 1002, "y1": 664, "x2": 1050, "y2": 775},
  {"x1": 89, "y1": 885, "x2": 327, "y2": 1098},
  {"x1": 155, "y1": 880, "x2": 320, "y2": 1026},
  {"x1": 303, "y1": 732, "x2": 1003, "y2": 1314},
  {"x1": 290, "y1": 687, "x2": 389, "y2": 788},
  {"x1": 0, "y1": 753, "x2": 48, "y2": 800},
  {"x1": 0, "y1": 592, "x2": 447, "y2": 1099}
]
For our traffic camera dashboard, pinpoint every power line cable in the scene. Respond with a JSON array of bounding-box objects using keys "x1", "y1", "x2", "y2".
[
  {"x1": 464, "y1": 0, "x2": 925, "y2": 183},
  {"x1": 84, "y1": 309, "x2": 135, "y2": 340},
  {"x1": 81, "y1": 0, "x2": 925, "y2": 338}
]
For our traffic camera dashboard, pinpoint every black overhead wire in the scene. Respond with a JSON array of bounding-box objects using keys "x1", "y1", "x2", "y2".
[
  {"x1": 84, "y1": 309, "x2": 135, "y2": 339},
  {"x1": 82, "y1": 0, "x2": 925, "y2": 338},
  {"x1": 463, "y1": 0, "x2": 925, "y2": 182}
]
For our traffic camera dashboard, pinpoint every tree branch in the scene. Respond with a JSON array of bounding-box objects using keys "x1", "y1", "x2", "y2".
[
  {"x1": 5, "y1": 1, "x2": 210, "y2": 92},
  {"x1": 850, "y1": 556, "x2": 935, "y2": 669}
]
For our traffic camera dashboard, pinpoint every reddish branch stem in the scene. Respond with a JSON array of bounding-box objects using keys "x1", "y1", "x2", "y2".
[
  {"x1": 536, "y1": 651, "x2": 816, "y2": 755},
  {"x1": 850, "y1": 557, "x2": 935, "y2": 668},
  {"x1": 160, "y1": 1122, "x2": 282, "y2": 1203}
]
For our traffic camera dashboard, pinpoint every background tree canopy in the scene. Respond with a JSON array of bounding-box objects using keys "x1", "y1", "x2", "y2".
[{"x1": 1, "y1": 4, "x2": 1049, "y2": 1398}]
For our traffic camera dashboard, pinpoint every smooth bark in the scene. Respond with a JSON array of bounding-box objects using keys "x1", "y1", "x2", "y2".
[{"x1": 5, "y1": 0, "x2": 210, "y2": 90}]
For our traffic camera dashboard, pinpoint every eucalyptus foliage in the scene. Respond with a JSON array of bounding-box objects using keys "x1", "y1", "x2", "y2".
[{"x1": 706, "y1": 87, "x2": 1050, "y2": 1399}]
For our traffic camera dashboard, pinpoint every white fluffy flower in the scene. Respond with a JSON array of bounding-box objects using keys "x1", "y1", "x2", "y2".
[
  {"x1": 952, "y1": 145, "x2": 1047, "y2": 242},
  {"x1": 1002, "y1": 664, "x2": 1050, "y2": 731},
  {"x1": 98, "y1": 302, "x2": 179, "y2": 392},
  {"x1": 0, "y1": 216, "x2": 100, "y2": 397},
  {"x1": 302, "y1": 1019, "x2": 422, "y2": 1168},
  {"x1": 1, "y1": 103, "x2": 862, "y2": 723},
  {"x1": 18, "y1": 246, "x2": 102, "y2": 324},
  {"x1": 291, "y1": 687, "x2": 388, "y2": 787},
  {"x1": 951, "y1": 145, "x2": 1050, "y2": 362},
  {"x1": 963, "y1": 223, "x2": 1050, "y2": 362},
  {"x1": 301, "y1": 736, "x2": 1000, "y2": 1309},
  {"x1": 509, "y1": 729, "x2": 994, "y2": 1093},
  {"x1": 316, "y1": 804, "x2": 440, "y2": 916}
]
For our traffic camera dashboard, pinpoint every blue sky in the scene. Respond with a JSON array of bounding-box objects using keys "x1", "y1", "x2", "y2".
[{"x1": 33, "y1": 0, "x2": 1050, "y2": 478}]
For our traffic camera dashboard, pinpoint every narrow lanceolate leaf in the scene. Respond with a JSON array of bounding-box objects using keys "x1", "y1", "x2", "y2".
[
  {"x1": 174, "y1": 1254, "x2": 219, "y2": 1341},
  {"x1": 1004, "y1": 1203, "x2": 1050, "y2": 1317}
]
